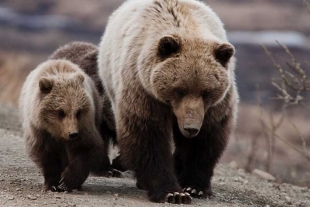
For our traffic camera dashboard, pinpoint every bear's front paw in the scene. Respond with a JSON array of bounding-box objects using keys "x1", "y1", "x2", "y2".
[
  {"x1": 183, "y1": 186, "x2": 212, "y2": 199},
  {"x1": 149, "y1": 191, "x2": 191, "y2": 204}
]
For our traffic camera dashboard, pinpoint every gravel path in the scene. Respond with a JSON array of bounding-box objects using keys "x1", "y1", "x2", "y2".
[{"x1": 0, "y1": 105, "x2": 309, "y2": 207}]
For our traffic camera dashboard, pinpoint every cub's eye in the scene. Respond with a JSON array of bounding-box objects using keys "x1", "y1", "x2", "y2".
[
  {"x1": 58, "y1": 110, "x2": 65, "y2": 119},
  {"x1": 76, "y1": 110, "x2": 82, "y2": 119},
  {"x1": 174, "y1": 88, "x2": 187, "y2": 98},
  {"x1": 201, "y1": 90, "x2": 210, "y2": 99}
]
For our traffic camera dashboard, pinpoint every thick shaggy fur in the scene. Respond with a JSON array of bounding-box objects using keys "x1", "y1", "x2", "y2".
[
  {"x1": 19, "y1": 60, "x2": 109, "y2": 191},
  {"x1": 49, "y1": 42, "x2": 125, "y2": 173},
  {"x1": 99, "y1": 0, "x2": 239, "y2": 204}
]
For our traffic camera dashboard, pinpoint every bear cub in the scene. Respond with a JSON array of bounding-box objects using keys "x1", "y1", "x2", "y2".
[
  {"x1": 49, "y1": 41, "x2": 126, "y2": 174},
  {"x1": 19, "y1": 59, "x2": 108, "y2": 192}
]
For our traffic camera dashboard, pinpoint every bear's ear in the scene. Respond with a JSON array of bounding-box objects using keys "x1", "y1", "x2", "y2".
[
  {"x1": 75, "y1": 73, "x2": 85, "y2": 84},
  {"x1": 39, "y1": 78, "x2": 54, "y2": 94},
  {"x1": 157, "y1": 35, "x2": 180, "y2": 59},
  {"x1": 214, "y1": 43, "x2": 235, "y2": 68}
]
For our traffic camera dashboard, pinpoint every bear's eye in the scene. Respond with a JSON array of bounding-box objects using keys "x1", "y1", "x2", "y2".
[
  {"x1": 58, "y1": 110, "x2": 65, "y2": 119},
  {"x1": 201, "y1": 90, "x2": 210, "y2": 99},
  {"x1": 174, "y1": 88, "x2": 187, "y2": 98},
  {"x1": 76, "y1": 110, "x2": 82, "y2": 119}
]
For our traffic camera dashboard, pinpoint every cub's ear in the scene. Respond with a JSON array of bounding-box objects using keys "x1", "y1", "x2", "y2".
[
  {"x1": 75, "y1": 73, "x2": 85, "y2": 84},
  {"x1": 214, "y1": 43, "x2": 235, "y2": 68},
  {"x1": 39, "y1": 78, "x2": 54, "y2": 93},
  {"x1": 157, "y1": 35, "x2": 180, "y2": 59}
]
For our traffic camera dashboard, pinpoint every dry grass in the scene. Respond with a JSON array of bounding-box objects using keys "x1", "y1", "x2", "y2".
[
  {"x1": 0, "y1": 53, "x2": 37, "y2": 104},
  {"x1": 223, "y1": 104, "x2": 310, "y2": 187}
]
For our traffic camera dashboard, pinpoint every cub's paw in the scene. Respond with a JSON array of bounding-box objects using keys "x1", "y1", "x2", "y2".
[
  {"x1": 44, "y1": 180, "x2": 62, "y2": 192},
  {"x1": 50, "y1": 185, "x2": 65, "y2": 192},
  {"x1": 58, "y1": 177, "x2": 72, "y2": 192},
  {"x1": 149, "y1": 191, "x2": 191, "y2": 204},
  {"x1": 183, "y1": 187, "x2": 212, "y2": 199},
  {"x1": 105, "y1": 169, "x2": 123, "y2": 178},
  {"x1": 97, "y1": 168, "x2": 123, "y2": 178},
  {"x1": 136, "y1": 181, "x2": 148, "y2": 190},
  {"x1": 56, "y1": 182, "x2": 82, "y2": 192}
]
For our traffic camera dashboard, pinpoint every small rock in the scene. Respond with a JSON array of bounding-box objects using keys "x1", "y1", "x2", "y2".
[
  {"x1": 252, "y1": 169, "x2": 276, "y2": 181},
  {"x1": 296, "y1": 201, "x2": 310, "y2": 207},
  {"x1": 285, "y1": 196, "x2": 292, "y2": 205},
  {"x1": 54, "y1": 195, "x2": 61, "y2": 199},
  {"x1": 272, "y1": 184, "x2": 281, "y2": 190},
  {"x1": 15, "y1": 188, "x2": 22, "y2": 191},
  {"x1": 27, "y1": 195, "x2": 37, "y2": 200},
  {"x1": 114, "y1": 194, "x2": 119, "y2": 197},
  {"x1": 7, "y1": 196, "x2": 14, "y2": 200},
  {"x1": 229, "y1": 161, "x2": 238, "y2": 169}
]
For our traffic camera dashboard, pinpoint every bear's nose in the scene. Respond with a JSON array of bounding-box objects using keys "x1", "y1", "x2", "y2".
[
  {"x1": 183, "y1": 123, "x2": 200, "y2": 138},
  {"x1": 184, "y1": 128, "x2": 199, "y2": 137},
  {"x1": 69, "y1": 131, "x2": 79, "y2": 140}
]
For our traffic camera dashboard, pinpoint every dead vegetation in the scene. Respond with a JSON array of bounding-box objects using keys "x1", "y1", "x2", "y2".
[
  {"x1": 235, "y1": 1, "x2": 310, "y2": 186},
  {"x1": 0, "y1": 53, "x2": 37, "y2": 104}
]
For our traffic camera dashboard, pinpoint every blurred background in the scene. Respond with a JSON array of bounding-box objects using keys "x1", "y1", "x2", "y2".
[{"x1": 0, "y1": 0, "x2": 309, "y2": 187}]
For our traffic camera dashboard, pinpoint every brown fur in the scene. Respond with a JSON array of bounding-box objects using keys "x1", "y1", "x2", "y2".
[
  {"x1": 49, "y1": 42, "x2": 124, "y2": 173},
  {"x1": 19, "y1": 60, "x2": 110, "y2": 192},
  {"x1": 99, "y1": 0, "x2": 239, "y2": 203}
]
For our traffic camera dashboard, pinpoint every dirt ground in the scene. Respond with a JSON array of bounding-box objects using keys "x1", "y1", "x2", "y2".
[{"x1": 0, "y1": 105, "x2": 309, "y2": 207}]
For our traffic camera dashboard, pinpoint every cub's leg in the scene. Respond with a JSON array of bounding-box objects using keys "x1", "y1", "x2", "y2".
[
  {"x1": 173, "y1": 113, "x2": 233, "y2": 198},
  {"x1": 27, "y1": 130, "x2": 66, "y2": 192},
  {"x1": 58, "y1": 131, "x2": 105, "y2": 192}
]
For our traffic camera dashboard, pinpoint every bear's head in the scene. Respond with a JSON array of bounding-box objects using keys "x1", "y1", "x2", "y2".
[
  {"x1": 151, "y1": 35, "x2": 235, "y2": 138},
  {"x1": 37, "y1": 66, "x2": 94, "y2": 141}
]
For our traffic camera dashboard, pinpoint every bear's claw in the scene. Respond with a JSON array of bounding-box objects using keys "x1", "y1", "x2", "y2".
[
  {"x1": 165, "y1": 192, "x2": 191, "y2": 204},
  {"x1": 183, "y1": 186, "x2": 212, "y2": 199},
  {"x1": 50, "y1": 185, "x2": 65, "y2": 192}
]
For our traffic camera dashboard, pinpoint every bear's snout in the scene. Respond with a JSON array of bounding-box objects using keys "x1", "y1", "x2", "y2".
[
  {"x1": 183, "y1": 123, "x2": 201, "y2": 138},
  {"x1": 69, "y1": 131, "x2": 79, "y2": 140}
]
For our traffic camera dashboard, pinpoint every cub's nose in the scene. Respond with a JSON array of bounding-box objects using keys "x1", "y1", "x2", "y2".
[{"x1": 69, "y1": 131, "x2": 79, "y2": 140}]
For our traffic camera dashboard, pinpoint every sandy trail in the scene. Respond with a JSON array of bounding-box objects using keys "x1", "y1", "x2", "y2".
[{"x1": 0, "y1": 105, "x2": 309, "y2": 207}]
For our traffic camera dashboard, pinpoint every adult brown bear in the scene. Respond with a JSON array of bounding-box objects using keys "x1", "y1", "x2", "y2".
[{"x1": 99, "y1": 0, "x2": 239, "y2": 204}]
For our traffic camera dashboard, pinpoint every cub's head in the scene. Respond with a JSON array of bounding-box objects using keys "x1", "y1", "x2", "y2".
[
  {"x1": 151, "y1": 35, "x2": 235, "y2": 138},
  {"x1": 38, "y1": 63, "x2": 94, "y2": 141}
]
